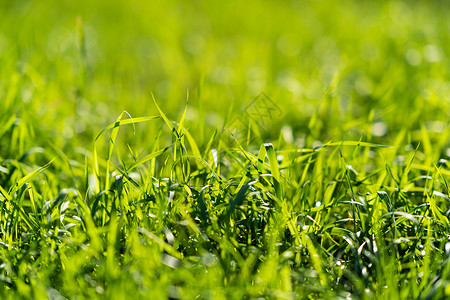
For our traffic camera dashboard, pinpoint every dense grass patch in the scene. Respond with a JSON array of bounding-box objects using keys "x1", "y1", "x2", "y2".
[{"x1": 1, "y1": 0, "x2": 450, "y2": 299}]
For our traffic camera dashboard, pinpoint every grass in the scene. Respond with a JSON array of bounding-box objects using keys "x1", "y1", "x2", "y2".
[{"x1": 1, "y1": 0, "x2": 450, "y2": 299}]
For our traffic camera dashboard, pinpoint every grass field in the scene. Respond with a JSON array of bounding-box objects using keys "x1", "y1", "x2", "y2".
[{"x1": 1, "y1": 0, "x2": 450, "y2": 299}]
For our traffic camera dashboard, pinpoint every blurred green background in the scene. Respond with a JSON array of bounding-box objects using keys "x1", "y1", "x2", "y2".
[{"x1": 0, "y1": 0, "x2": 449, "y2": 156}]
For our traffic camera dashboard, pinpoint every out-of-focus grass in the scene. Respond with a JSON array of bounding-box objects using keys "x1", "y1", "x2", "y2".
[
  {"x1": 2, "y1": 0, "x2": 449, "y2": 149},
  {"x1": 0, "y1": 0, "x2": 450, "y2": 299}
]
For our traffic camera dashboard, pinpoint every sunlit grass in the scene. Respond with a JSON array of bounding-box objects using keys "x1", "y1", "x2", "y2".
[{"x1": 1, "y1": 0, "x2": 449, "y2": 299}]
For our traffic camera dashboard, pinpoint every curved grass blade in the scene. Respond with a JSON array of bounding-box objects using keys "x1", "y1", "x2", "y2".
[
  {"x1": 226, "y1": 184, "x2": 249, "y2": 221},
  {"x1": 11, "y1": 159, "x2": 54, "y2": 193}
]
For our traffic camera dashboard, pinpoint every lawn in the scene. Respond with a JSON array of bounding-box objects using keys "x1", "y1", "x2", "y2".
[{"x1": 1, "y1": 0, "x2": 450, "y2": 299}]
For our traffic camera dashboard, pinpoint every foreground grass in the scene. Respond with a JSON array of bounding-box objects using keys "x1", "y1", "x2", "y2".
[
  {"x1": 1, "y1": 0, "x2": 450, "y2": 299},
  {"x1": 1, "y1": 107, "x2": 449, "y2": 299}
]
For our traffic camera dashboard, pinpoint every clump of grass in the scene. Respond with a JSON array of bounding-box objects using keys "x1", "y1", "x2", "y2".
[{"x1": 1, "y1": 107, "x2": 449, "y2": 299}]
